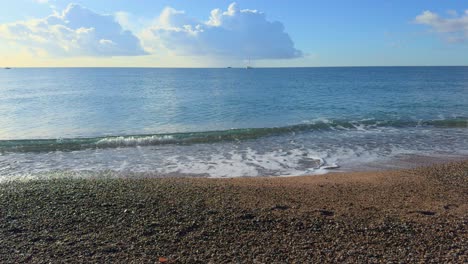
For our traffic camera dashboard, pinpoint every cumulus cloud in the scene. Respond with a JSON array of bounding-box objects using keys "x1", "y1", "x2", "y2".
[
  {"x1": 414, "y1": 10, "x2": 468, "y2": 43},
  {"x1": 0, "y1": 4, "x2": 147, "y2": 56},
  {"x1": 144, "y1": 2, "x2": 302, "y2": 59}
]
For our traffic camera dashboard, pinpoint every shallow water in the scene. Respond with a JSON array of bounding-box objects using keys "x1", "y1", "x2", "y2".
[{"x1": 0, "y1": 67, "x2": 467, "y2": 180}]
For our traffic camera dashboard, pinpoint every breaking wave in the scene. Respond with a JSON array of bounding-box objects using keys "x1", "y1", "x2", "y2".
[{"x1": 0, "y1": 118, "x2": 466, "y2": 153}]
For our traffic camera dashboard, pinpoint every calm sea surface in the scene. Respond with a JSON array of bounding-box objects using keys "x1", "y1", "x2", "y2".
[{"x1": 0, "y1": 67, "x2": 467, "y2": 180}]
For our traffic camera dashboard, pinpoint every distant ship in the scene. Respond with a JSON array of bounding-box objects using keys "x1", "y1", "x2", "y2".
[
  {"x1": 246, "y1": 57, "x2": 253, "y2": 69},
  {"x1": 4, "y1": 67, "x2": 11, "y2": 69}
]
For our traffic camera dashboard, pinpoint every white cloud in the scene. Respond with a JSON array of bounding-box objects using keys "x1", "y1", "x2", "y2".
[
  {"x1": 415, "y1": 10, "x2": 468, "y2": 43},
  {"x1": 143, "y1": 2, "x2": 302, "y2": 59},
  {"x1": 115, "y1": 11, "x2": 132, "y2": 31},
  {"x1": 0, "y1": 4, "x2": 147, "y2": 56}
]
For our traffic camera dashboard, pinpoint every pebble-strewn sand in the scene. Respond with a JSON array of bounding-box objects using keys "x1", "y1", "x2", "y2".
[{"x1": 1, "y1": 161, "x2": 467, "y2": 263}]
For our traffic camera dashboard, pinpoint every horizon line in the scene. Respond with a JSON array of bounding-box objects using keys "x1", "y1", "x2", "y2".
[{"x1": 3, "y1": 65, "x2": 468, "y2": 69}]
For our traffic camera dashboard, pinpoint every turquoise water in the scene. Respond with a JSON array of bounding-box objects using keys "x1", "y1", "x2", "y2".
[{"x1": 0, "y1": 67, "x2": 467, "y2": 179}]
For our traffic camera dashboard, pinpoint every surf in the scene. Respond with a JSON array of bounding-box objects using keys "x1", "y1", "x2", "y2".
[{"x1": 0, "y1": 117, "x2": 466, "y2": 153}]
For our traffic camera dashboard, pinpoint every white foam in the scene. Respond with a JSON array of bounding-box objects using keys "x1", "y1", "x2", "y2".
[
  {"x1": 1, "y1": 126, "x2": 467, "y2": 182},
  {"x1": 96, "y1": 135, "x2": 175, "y2": 146},
  {"x1": 0, "y1": 144, "x2": 419, "y2": 182},
  {"x1": 155, "y1": 148, "x2": 330, "y2": 178}
]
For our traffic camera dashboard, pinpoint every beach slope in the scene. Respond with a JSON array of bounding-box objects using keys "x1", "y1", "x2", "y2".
[{"x1": 1, "y1": 161, "x2": 467, "y2": 263}]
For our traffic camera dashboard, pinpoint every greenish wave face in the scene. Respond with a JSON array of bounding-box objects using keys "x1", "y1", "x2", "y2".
[
  {"x1": 1, "y1": 118, "x2": 466, "y2": 153},
  {"x1": 425, "y1": 119, "x2": 468, "y2": 128}
]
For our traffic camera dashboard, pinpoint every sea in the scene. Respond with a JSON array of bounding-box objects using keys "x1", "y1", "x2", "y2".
[{"x1": 0, "y1": 67, "x2": 467, "y2": 181}]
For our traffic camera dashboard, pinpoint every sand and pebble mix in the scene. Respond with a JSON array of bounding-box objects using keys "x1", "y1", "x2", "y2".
[{"x1": 0, "y1": 161, "x2": 467, "y2": 263}]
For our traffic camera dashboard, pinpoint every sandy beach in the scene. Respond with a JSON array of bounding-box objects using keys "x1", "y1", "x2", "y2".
[{"x1": 1, "y1": 160, "x2": 467, "y2": 263}]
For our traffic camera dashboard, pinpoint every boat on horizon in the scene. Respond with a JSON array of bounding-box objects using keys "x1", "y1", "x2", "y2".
[
  {"x1": 246, "y1": 57, "x2": 253, "y2": 69},
  {"x1": 4, "y1": 67, "x2": 11, "y2": 69}
]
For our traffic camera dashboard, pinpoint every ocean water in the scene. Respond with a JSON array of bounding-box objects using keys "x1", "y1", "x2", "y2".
[{"x1": 0, "y1": 67, "x2": 467, "y2": 181}]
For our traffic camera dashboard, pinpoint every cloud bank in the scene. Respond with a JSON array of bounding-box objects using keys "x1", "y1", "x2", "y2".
[
  {"x1": 415, "y1": 10, "x2": 468, "y2": 43},
  {"x1": 144, "y1": 3, "x2": 302, "y2": 59},
  {"x1": 0, "y1": 4, "x2": 147, "y2": 56},
  {"x1": 0, "y1": 2, "x2": 301, "y2": 60}
]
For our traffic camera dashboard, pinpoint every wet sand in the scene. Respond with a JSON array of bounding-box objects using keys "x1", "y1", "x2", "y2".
[{"x1": 0, "y1": 161, "x2": 467, "y2": 263}]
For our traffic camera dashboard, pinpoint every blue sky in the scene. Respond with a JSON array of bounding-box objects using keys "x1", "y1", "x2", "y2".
[{"x1": 0, "y1": 0, "x2": 467, "y2": 67}]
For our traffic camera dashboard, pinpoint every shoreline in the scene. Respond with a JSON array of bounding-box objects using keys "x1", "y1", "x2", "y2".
[
  {"x1": 1, "y1": 160, "x2": 467, "y2": 262},
  {"x1": 1, "y1": 153, "x2": 467, "y2": 183}
]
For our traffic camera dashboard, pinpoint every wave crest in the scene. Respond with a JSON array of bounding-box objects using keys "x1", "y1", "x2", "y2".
[
  {"x1": 1, "y1": 118, "x2": 466, "y2": 153},
  {"x1": 96, "y1": 135, "x2": 175, "y2": 146}
]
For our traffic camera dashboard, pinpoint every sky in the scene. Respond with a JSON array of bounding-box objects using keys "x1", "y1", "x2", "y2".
[{"x1": 0, "y1": 0, "x2": 467, "y2": 67}]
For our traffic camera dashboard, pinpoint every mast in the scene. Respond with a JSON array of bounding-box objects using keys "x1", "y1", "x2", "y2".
[{"x1": 246, "y1": 56, "x2": 253, "y2": 69}]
